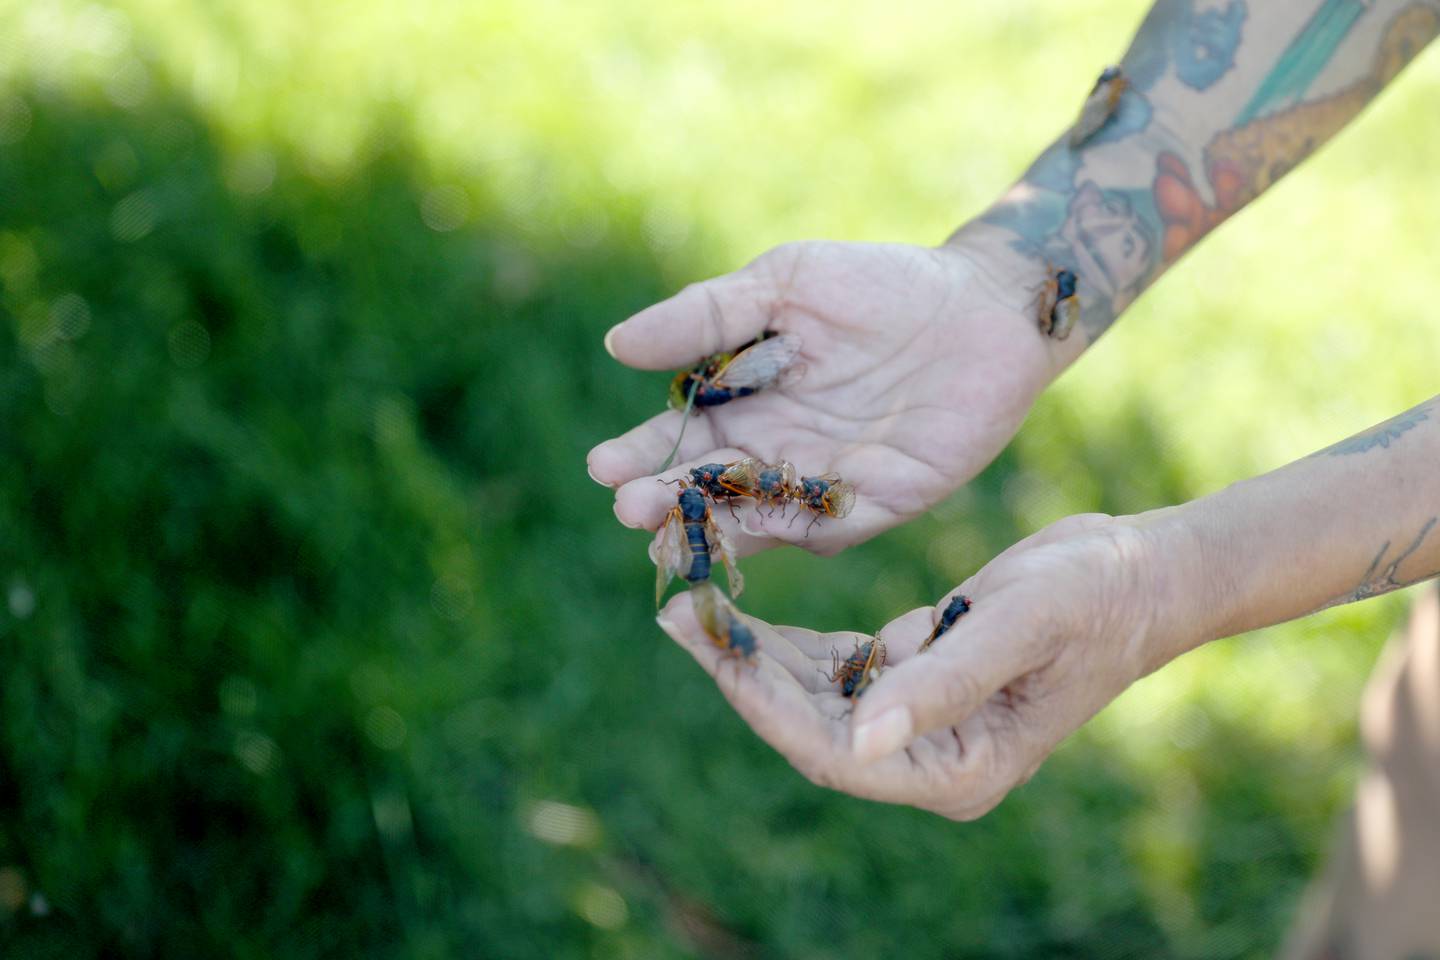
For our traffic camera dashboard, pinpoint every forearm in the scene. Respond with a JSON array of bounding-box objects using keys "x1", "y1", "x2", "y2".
[
  {"x1": 1140, "y1": 398, "x2": 1440, "y2": 666},
  {"x1": 952, "y1": 0, "x2": 1439, "y2": 345}
]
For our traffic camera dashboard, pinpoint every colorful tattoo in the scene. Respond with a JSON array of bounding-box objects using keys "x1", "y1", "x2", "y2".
[
  {"x1": 973, "y1": 1, "x2": 1438, "y2": 344},
  {"x1": 1159, "y1": 5, "x2": 1440, "y2": 265},
  {"x1": 1129, "y1": 0, "x2": 1248, "y2": 92},
  {"x1": 1237, "y1": 0, "x2": 1369, "y2": 124}
]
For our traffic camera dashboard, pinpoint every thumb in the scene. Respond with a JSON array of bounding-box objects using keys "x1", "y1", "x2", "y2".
[
  {"x1": 604, "y1": 268, "x2": 772, "y2": 371},
  {"x1": 850, "y1": 592, "x2": 1045, "y2": 763}
]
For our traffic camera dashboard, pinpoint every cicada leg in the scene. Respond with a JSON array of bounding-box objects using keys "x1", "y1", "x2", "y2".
[{"x1": 805, "y1": 512, "x2": 822, "y2": 537}]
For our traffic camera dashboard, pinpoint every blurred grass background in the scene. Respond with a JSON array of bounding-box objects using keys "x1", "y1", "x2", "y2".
[{"x1": 2, "y1": 0, "x2": 1439, "y2": 956}]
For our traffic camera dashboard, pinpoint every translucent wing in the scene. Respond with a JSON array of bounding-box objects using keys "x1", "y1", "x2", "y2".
[
  {"x1": 868, "y1": 636, "x2": 888, "y2": 672},
  {"x1": 1068, "y1": 73, "x2": 1126, "y2": 147},
  {"x1": 1049, "y1": 296, "x2": 1079, "y2": 340},
  {"x1": 853, "y1": 664, "x2": 883, "y2": 697},
  {"x1": 825, "y1": 480, "x2": 856, "y2": 519},
  {"x1": 653, "y1": 510, "x2": 688, "y2": 606},
  {"x1": 1036, "y1": 281, "x2": 1059, "y2": 334},
  {"x1": 1069, "y1": 98, "x2": 1109, "y2": 147},
  {"x1": 692, "y1": 581, "x2": 757, "y2": 659},
  {"x1": 691, "y1": 581, "x2": 726, "y2": 649},
  {"x1": 712, "y1": 334, "x2": 802, "y2": 390},
  {"x1": 718, "y1": 457, "x2": 761, "y2": 497},
  {"x1": 707, "y1": 516, "x2": 744, "y2": 599}
]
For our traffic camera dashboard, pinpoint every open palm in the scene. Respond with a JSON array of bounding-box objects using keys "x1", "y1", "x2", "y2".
[
  {"x1": 588, "y1": 236, "x2": 1071, "y2": 556},
  {"x1": 655, "y1": 514, "x2": 1175, "y2": 820}
]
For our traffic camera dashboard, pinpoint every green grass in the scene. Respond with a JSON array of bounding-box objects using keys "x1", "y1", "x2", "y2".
[{"x1": 0, "y1": 1, "x2": 1436, "y2": 956}]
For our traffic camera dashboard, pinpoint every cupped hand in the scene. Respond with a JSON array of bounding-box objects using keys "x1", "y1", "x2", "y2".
[
  {"x1": 657, "y1": 512, "x2": 1198, "y2": 820},
  {"x1": 588, "y1": 236, "x2": 1070, "y2": 556}
]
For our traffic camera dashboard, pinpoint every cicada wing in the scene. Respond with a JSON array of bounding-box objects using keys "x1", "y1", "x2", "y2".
[
  {"x1": 868, "y1": 636, "x2": 888, "y2": 672},
  {"x1": 1049, "y1": 296, "x2": 1079, "y2": 341},
  {"x1": 690, "y1": 581, "x2": 729, "y2": 650},
  {"x1": 1068, "y1": 101, "x2": 1106, "y2": 147},
  {"x1": 825, "y1": 480, "x2": 856, "y2": 519},
  {"x1": 1068, "y1": 76, "x2": 1124, "y2": 147},
  {"x1": 653, "y1": 510, "x2": 688, "y2": 606},
  {"x1": 718, "y1": 458, "x2": 760, "y2": 497},
  {"x1": 707, "y1": 517, "x2": 744, "y2": 599},
  {"x1": 773, "y1": 361, "x2": 806, "y2": 391},
  {"x1": 1035, "y1": 280, "x2": 1059, "y2": 334},
  {"x1": 853, "y1": 663, "x2": 883, "y2": 697},
  {"x1": 711, "y1": 334, "x2": 802, "y2": 390},
  {"x1": 776, "y1": 460, "x2": 797, "y2": 490}
]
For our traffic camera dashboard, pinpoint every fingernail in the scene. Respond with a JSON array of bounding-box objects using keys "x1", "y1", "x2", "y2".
[
  {"x1": 655, "y1": 615, "x2": 678, "y2": 637},
  {"x1": 613, "y1": 501, "x2": 648, "y2": 530},
  {"x1": 851, "y1": 707, "x2": 913, "y2": 764},
  {"x1": 739, "y1": 514, "x2": 765, "y2": 537},
  {"x1": 586, "y1": 457, "x2": 611, "y2": 488},
  {"x1": 603, "y1": 324, "x2": 622, "y2": 359}
]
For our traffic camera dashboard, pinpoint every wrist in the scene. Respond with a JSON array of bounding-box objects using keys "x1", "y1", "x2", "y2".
[
  {"x1": 1122, "y1": 502, "x2": 1234, "y2": 674},
  {"x1": 950, "y1": 125, "x2": 1169, "y2": 347},
  {"x1": 936, "y1": 224, "x2": 1091, "y2": 386}
]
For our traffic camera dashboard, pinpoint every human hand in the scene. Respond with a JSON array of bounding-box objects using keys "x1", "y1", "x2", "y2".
[
  {"x1": 587, "y1": 236, "x2": 1076, "y2": 556},
  {"x1": 656, "y1": 511, "x2": 1199, "y2": 820}
]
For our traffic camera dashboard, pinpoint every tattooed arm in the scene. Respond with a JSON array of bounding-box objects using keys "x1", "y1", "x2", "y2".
[
  {"x1": 651, "y1": 395, "x2": 1440, "y2": 818},
  {"x1": 953, "y1": 0, "x2": 1440, "y2": 347},
  {"x1": 590, "y1": 1, "x2": 1439, "y2": 568},
  {"x1": 1160, "y1": 397, "x2": 1440, "y2": 649}
]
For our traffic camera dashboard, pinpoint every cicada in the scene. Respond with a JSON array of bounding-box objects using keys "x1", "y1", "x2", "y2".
[
  {"x1": 691, "y1": 580, "x2": 757, "y2": 661},
  {"x1": 700, "y1": 457, "x2": 797, "y2": 516},
  {"x1": 653, "y1": 483, "x2": 743, "y2": 606},
  {"x1": 658, "y1": 333, "x2": 803, "y2": 471},
  {"x1": 1037, "y1": 266, "x2": 1079, "y2": 340},
  {"x1": 1069, "y1": 65, "x2": 1128, "y2": 148},
  {"x1": 918, "y1": 594, "x2": 972, "y2": 653},
  {"x1": 828, "y1": 636, "x2": 887, "y2": 698},
  {"x1": 792, "y1": 473, "x2": 856, "y2": 534},
  {"x1": 679, "y1": 461, "x2": 756, "y2": 519},
  {"x1": 668, "y1": 332, "x2": 804, "y2": 411}
]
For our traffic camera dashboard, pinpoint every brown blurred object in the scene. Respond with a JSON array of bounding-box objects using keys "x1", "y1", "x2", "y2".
[{"x1": 1281, "y1": 583, "x2": 1440, "y2": 960}]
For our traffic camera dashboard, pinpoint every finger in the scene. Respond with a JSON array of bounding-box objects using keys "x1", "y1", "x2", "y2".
[
  {"x1": 739, "y1": 496, "x2": 896, "y2": 558},
  {"x1": 587, "y1": 409, "x2": 721, "y2": 488},
  {"x1": 775, "y1": 625, "x2": 873, "y2": 665},
  {"x1": 875, "y1": 606, "x2": 939, "y2": 663},
  {"x1": 657, "y1": 591, "x2": 845, "y2": 766},
  {"x1": 604, "y1": 270, "x2": 772, "y2": 371},
  {"x1": 849, "y1": 590, "x2": 1046, "y2": 763},
  {"x1": 750, "y1": 625, "x2": 856, "y2": 695},
  {"x1": 661, "y1": 593, "x2": 1009, "y2": 809}
]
